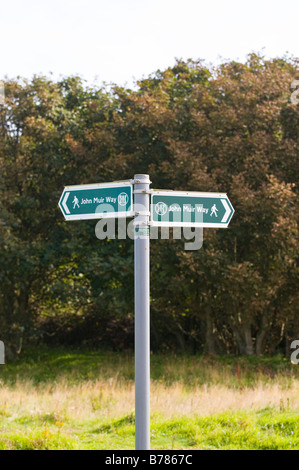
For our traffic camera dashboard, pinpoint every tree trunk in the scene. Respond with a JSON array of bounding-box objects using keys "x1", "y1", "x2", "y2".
[
  {"x1": 256, "y1": 311, "x2": 269, "y2": 355},
  {"x1": 256, "y1": 327, "x2": 267, "y2": 355},
  {"x1": 244, "y1": 326, "x2": 254, "y2": 356},
  {"x1": 235, "y1": 325, "x2": 254, "y2": 356},
  {"x1": 205, "y1": 308, "x2": 216, "y2": 354},
  {"x1": 1, "y1": 288, "x2": 30, "y2": 360}
]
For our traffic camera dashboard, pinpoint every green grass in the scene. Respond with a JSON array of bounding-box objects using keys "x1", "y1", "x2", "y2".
[
  {"x1": 0, "y1": 346, "x2": 134, "y2": 384},
  {"x1": 151, "y1": 410, "x2": 299, "y2": 450},
  {"x1": 1, "y1": 409, "x2": 299, "y2": 450},
  {"x1": 0, "y1": 346, "x2": 299, "y2": 450}
]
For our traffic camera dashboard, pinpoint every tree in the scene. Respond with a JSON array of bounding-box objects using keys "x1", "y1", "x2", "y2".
[{"x1": 0, "y1": 76, "x2": 120, "y2": 355}]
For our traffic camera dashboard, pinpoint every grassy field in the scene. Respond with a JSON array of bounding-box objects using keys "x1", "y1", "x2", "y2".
[{"x1": 0, "y1": 347, "x2": 299, "y2": 450}]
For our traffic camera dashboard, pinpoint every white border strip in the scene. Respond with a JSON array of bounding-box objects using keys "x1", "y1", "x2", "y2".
[
  {"x1": 63, "y1": 211, "x2": 135, "y2": 221},
  {"x1": 64, "y1": 180, "x2": 132, "y2": 191},
  {"x1": 152, "y1": 190, "x2": 228, "y2": 198},
  {"x1": 150, "y1": 221, "x2": 230, "y2": 228}
]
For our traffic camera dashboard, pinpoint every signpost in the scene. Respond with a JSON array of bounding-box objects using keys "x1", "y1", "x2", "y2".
[
  {"x1": 58, "y1": 181, "x2": 134, "y2": 220},
  {"x1": 58, "y1": 176, "x2": 235, "y2": 450},
  {"x1": 134, "y1": 175, "x2": 151, "y2": 450}
]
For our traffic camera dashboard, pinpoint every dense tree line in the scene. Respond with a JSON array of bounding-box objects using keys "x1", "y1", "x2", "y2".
[{"x1": 0, "y1": 54, "x2": 298, "y2": 358}]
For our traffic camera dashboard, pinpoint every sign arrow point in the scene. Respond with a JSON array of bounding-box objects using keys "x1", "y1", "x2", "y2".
[
  {"x1": 221, "y1": 198, "x2": 231, "y2": 223},
  {"x1": 62, "y1": 192, "x2": 70, "y2": 214}
]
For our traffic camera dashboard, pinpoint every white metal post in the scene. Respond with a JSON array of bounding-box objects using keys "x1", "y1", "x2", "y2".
[{"x1": 133, "y1": 174, "x2": 151, "y2": 450}]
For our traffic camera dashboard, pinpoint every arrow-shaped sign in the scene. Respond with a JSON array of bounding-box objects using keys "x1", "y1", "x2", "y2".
[
  {"x1": 151, "y1": 191, "x2": 234, "y2": 228},
  {"x1": 58, "y1": 181, "x2": 134, "y2": 220}
]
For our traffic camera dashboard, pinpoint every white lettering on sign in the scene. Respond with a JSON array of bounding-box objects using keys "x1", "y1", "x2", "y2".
[
  {"x1": 80, "y1": 197, "x2": 118, "y2": 205},
  {"x1": 183, "y1": 205, "x2": 195, "y2": 212},
  {"x1": 183, "y1": 205, "x2": 208, "y2": 214},
  {"x1": 105, "y1": 197, "x2": 117, "y2": 204},
  {"x1": 169, "y1": 204, "x2": 181, "y2": 212},
  {"x1": 196, "y1": 206, "x2": 209, "y2": 214}
]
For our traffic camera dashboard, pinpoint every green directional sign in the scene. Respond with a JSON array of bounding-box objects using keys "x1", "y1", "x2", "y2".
[
  {"x1": 58, "y1": 181, "x2": 134, "y2": 220},
  {"x1": 151, "y1": 191, "x2": 234, "y2": 228}
]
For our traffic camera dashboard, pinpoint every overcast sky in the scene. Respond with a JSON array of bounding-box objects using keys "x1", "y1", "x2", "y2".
[{"x1": 0, "y1": 0, "x2": 298, "y2": 87}]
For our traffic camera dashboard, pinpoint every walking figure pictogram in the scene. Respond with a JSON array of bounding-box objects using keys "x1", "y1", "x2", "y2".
[
  {"x1": 210, "y1": 204, "x2": 218, "y2": 217},
  {"x1": 73, "y1": 196, "x2": 80, "y2": 209}
]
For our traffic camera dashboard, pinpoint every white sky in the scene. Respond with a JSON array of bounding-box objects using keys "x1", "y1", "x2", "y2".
[{"x1": 0, "y1": 0, "x2": 298, "y2": 88}]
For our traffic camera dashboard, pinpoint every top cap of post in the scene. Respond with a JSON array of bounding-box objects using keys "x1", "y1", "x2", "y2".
[{"x1": 134, "y1": 174, "x2": 151, "y2": 184}]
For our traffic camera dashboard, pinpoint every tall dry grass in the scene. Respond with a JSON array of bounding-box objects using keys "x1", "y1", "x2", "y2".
[{"x1": 1, "y1": 376, "x2": 299, "y2": 423}]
